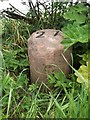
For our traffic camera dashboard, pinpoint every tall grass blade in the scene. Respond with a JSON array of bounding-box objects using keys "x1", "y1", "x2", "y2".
[
  {"x1": 61, "y1": 53, "x2": 86, "y2": 84},
  {"x1": 6, "y1": 87, "x2": 13, "y2": 116}
]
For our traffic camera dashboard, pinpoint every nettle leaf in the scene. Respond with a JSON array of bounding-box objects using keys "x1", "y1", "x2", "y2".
[{"x1": 61, "y1": 23, "x2": 88, "y2": 51}]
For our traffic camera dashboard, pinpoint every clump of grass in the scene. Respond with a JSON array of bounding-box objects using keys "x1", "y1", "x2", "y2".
[
  {"x1": 1, "y1": 66, "x2": 88, "y2": 118},
  {"x1": 47, "y1": 64, "x2": 88, "y2": 118}
]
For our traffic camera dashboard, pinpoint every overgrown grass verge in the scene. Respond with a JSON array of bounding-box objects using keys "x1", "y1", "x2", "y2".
[{"x1": 1, "y1": 2, "x2": 89, "y2": 118}]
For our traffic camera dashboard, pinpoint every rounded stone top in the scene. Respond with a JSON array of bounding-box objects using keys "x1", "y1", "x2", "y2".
[{"x1": 28, "y1": 29, "x2": 64, "y2": 52}]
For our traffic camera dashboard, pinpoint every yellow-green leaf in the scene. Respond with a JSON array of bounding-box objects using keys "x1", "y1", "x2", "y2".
[{"x1": 75, "y1": 64, "x2": 88, "y2": 84}]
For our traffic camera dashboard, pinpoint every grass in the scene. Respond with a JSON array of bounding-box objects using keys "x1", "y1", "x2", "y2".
[
  {"x1": 1, "y1": 16, "x2": 89, "y2": 118},
  {"x1": 1, "y1": 68, "x2": 88, "y2": 118}
]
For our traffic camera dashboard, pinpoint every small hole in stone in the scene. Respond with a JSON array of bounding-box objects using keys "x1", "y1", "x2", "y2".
[{"x1": 36, "y1": 32, "x2": 39, "y2": 34}]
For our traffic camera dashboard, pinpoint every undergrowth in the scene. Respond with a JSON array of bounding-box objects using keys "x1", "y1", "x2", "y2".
[{"x1": 0, "y1": 2, "x2": 89, "y2": 119}]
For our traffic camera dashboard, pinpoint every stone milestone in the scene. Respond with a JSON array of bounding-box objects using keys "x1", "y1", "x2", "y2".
[{"x1": 28, "y1": 29, "x2": 72, "y2": 83}]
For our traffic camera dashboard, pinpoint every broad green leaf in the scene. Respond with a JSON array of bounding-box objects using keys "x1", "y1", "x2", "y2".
[
  {"x1": 70, "y1": 3, "x2": 88, "y2": 12},
  {"x1": 64, "y1": 3, "x2": 87, "y2": 24},
  {"x1": 64, "y1": 12, "x2": 86, "y2": 24},
  {"x1": 61, "y1": 23, "x2": 88, "y2": 51},
  {"x1": 75, "y1": 64, "x2": 88, "y2": 85}
]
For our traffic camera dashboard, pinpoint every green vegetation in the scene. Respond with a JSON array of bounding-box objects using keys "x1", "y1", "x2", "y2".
[
  {"x1": 0, "y1": 2, "x2": 89, "y2": 119},
  {"x1": 61, "y1": 3, "x2": 88, "y2": 51}
]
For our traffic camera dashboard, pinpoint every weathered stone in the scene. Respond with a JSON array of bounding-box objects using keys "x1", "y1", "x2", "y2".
[{"x1": 28, "y1": 29, "x2": 72, "y2": 83}]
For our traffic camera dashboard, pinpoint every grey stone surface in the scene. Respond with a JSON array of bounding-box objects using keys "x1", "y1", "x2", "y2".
[{"x1": 28, "y1": 29, "x2": 72, "y2": 83}]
